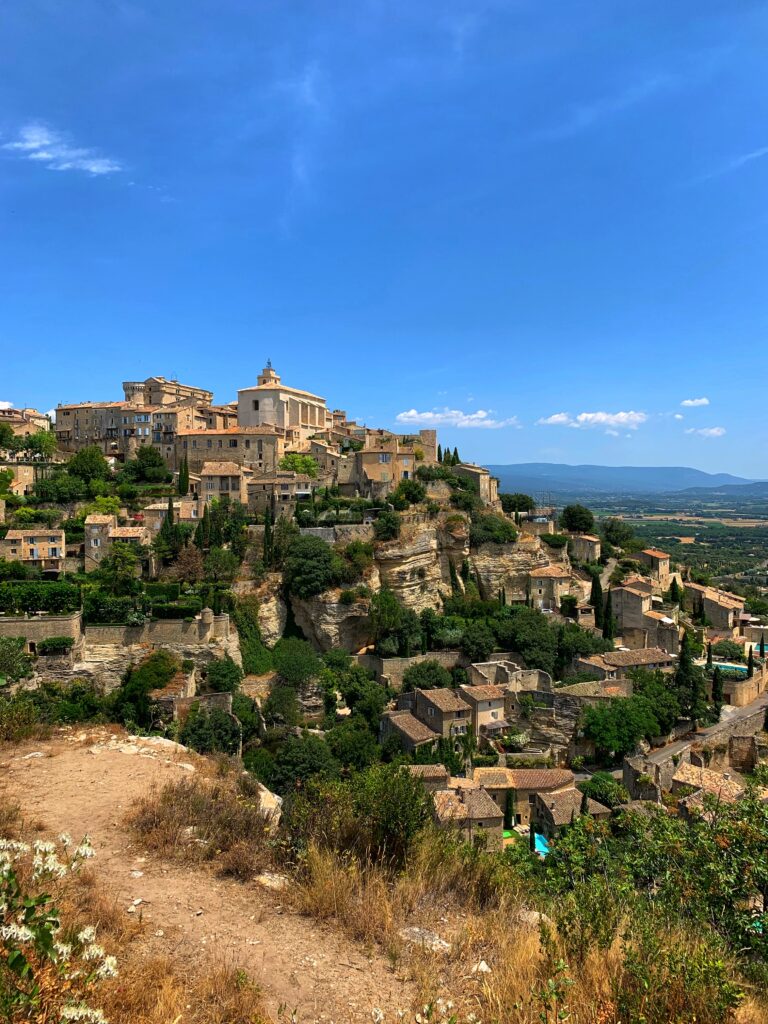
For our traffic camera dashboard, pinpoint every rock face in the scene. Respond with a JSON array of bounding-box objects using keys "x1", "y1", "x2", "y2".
[
  {"x1": 290, "y1": 591, "x2": 375, "y2": 652},
  {"x1": 374, "y1": 522, "x2": 464, "y2": 613},
  {"x1": 471, "y1": 535, "x2": 551, "y2": 601}
]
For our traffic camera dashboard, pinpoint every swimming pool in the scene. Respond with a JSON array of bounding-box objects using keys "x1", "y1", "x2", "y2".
[{"x1": 534, "y1": 833, "x2": 550, "y2": 858}]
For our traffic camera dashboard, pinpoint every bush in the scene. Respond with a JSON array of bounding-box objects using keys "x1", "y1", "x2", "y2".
[
  {"x1": 180, "y1": 704, "x2": 241, "y2": 755},
  {"x1": 231, "y1": 596, "x2": 273, "y2": 675},
  {"x1": 273, "y1": 637, "x2": 321, "y2": 689},
  {"x1": 469, "y1": 513, "x2": 517, "y2": 547},
  {"x1": 145, "y1": 582, "x2": 181, "y2": 602},
  {"x1": 0, "y1": 637, "x2": 34, "y2": 684},
  {"x1": 390, "y1": 479, "x2": 426, "y2": 509},
  {"x1": 269, "y1": 735, "x2": 339, "y2": 794},
  {"x1": 542, "y1": 533, "x2": 569, "y2": 549},
  {"x1": 0, "y1": 581, "x2": 81, "y2": 616},
  {"x1": 560, "y1": 504, "x2": 595, "y2": 533},
  {"x1": 150, "y1": 600, "x2": 203, "y2": 620},
  {"x1": 36, "y1": 636, "x2": 75, "y2": 656},
  {"x1": 460, "y1": 620, "x2": 495, "y2": 662},
  {"x1": 712, "y1": 639, "x2": 744, "y2": 663},
  {"x1": 284, "y1": 535, "x2": 338, "y2": 598},
  {"x1": 110, "y1": 649, "x2": 180, "y2": 728},
  {"x1": 402, "y1": 659, "x2": 453, "y2": 691},
  {"x1": 373, "y1": 510, "x2": 401, "y2": 541},
  {"x1": 205, "y1": 655, "x2": 243, "y2": 693},
  {"x1": 82, "y1": 591, "x2": 136, "y2": 625}
]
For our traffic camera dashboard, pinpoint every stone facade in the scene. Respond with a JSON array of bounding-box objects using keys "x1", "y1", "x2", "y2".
[{"x1": 1, "y1": 529, "x2": 66, "y2": 572}]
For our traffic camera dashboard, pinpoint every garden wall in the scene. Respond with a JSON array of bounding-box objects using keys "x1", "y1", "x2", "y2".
[
  {"x1": 83, "y1": 612, "x2": 230, "y2": 648},
  {"x1": 0, "y1": 611, "x2": 82, "y2": 649},
  {"x1": 355, "y1": 649, "x2": 466, "y2": 690}
]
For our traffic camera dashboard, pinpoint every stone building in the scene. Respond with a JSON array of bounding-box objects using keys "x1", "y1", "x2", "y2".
[
  {"x1": 177, "y1": 426, "x2": 284, "y2": 474},
  {"x1": 452, "y1": 462, "x2": 499, "y2": 508},
  {"x1": 576, "y1": 647, "x2": 676, "y2": 680},
  {"x1": 246, "y1": 471, "x2": 317, "y2": 516},
  {"x1": 237, "y1": 363, "x2": 332, "y2": 443},
  {"x1": 379, "y1": 710, "x2": 438, "y2": 753},
  {"x1": 636, "y1": 548, "x2": 671, "y2": 590},
  {"x1": 610, "y1": 584, "x2": 680, "y2": 655},
  {"x1": 568, "y1": 534, "x2": 601, "y2": 563},
  {"x1": 0, "y1": 407, "x2": 50, "y2": 438},
  {"x1": 407, "y1": 688, "x2": 472, "y2": 739},
  {"x1": 532, "y1": 790, "x2": 610, "y2": 840},
  {"x1": 122, "y1": 376, "x2": 213, "y2": 407},
  {"x1": 433, "y1": 785, "x2": 504, "y2": 849},
  {"x1": 83, "y1": 514, "x2": 151, "y2": 573},
  {"x1": 457, "y1": 683, "x2": 508, "y2": 737},
  {"x1": 199, "y1": 461, "x2": 253, "y2": 505},
  {"x1": 470, "y1": 767, "x2": 576, "y2": 827},
  {"x1": 1, "y1": 529, "x2": 65, "y2": 572},
  {"x1": 684, "y1": 582, "x2": 745, "y2": 632},
  {"x1": 529, "y1": 565, "x2": 572, "y2": 611}
]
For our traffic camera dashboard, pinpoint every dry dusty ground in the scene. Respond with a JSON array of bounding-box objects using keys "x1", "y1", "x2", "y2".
[{"x1": 0, "y1": 727, "x2": 414, "y2": 1024}]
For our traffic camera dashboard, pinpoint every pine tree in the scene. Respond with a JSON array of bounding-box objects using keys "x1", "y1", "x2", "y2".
[
  {"x1": 711, "y1": 665, "x2": 724, "y2": 709},
  {"x1": 590, "y1": 574, "x2": 604, "y2": 628},
  {"x1": 263, "y1": 506, "x2": 273, "y2": 567},
  {"x1": 178, "y1": 456, "x2": 189, "y2": 497},
  {"x1": 706, "y1": 642, "x2": 713, "y2": 669},
  {"x1": 437, "y1": 443, "x2": 443, "y2": 463},
  {"x1": 602, "y1": 588, "x2": 615, "y2": 641},
  {"x1": 747, "y1": 645, "x2": 755, "y2": 678}
]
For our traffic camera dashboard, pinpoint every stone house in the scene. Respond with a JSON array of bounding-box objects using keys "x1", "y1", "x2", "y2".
[
  {"x1": 452, "y1": 462, "x2": 499, "y2": 508},
  {"x1": 532, "y1": 789, "x2": 610, "y2": 840},
  {"x1": 1, "y1": 529, "x2": 66, "y2": 572},
  {"x1": 412, "y1": 688, "x2": 472, "y2": 739},
  {"x1": 247, "y1": 471, "x2": 317, "y2": 516},
  {"x1": 0, "y1": 407, "x2": 50, "y2": 438},
  {"x1": 176, "y1": 426, "x2": 283, "y2": 474},
  {"x1": 140, "y1": 499, "x2": 201, "y2": 536},
  {"x1": 55, "y1": 401, "x2": 124, "y2": 452},
  {"x1": 457, "y1": 683, "x2": 508, "y2": 737},
  {"x1": 636, "y1": 548, "x2": 671, "y2": 590},
  {"x1": 611, "y1": 584, "x2": 680, "y2": 655},
  {"x1": 237, "y1": 364, "x2": 332, "y2": 443},
  {"x1": 529, "y1": 565, "x2": 572, "y2": 611},
  {"x1": 470, "y1": 767, "x2": 575, "y2": 827},
  {"x1": 407, "y1": 763, "x2": 450, "y2": 792},
  {"x1": 379, "y1": 710, "x2": 438, "y2": 753},
  {"x1": 576, "y1": 647, "x2": 676, "y2": 680},
  {"x1": 199, "y1": 461, "x2": 253, "y2": 505},
  {"x1": 84, "y1": 514, "x2": 151, "y2": 573},
  {"x1": 433, "y1": 786, "x2": 504, "y2": 849},
  {"x1": 684, "y1": 582, "x2": 745, "y2": 632},
  {"x1": 122, "y1": 376, "x2": 213, "y2": 407},
  {"x1": 568, "y1": 534, "x2": 601, "y2": 563}
]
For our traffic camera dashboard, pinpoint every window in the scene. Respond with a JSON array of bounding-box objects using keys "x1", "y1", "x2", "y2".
[
  {"x1": 245, "y1": 439, "x2": 251, "y2": 449},
  {"x1": 378, "y1": 453, "x2": 391, "y2": 463},
  {"x1": 229, "y1": 439, "x2": 237, "y2": 448},
  {"x1": 207, "y1": 439, "x2": 212, "y2": 448},
  {"x1": 217, "y1": 440, "x2": 223, "y2": 448},
  {"x1": 91, "y1": 539, "x2": 100, "y2": 548},
  {"x1": 252, "y1": 400, "x2": 259, "y2": 411}
]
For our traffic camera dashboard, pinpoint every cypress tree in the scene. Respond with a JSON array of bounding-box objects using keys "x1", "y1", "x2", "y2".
[
  {"x1": 166, "y1": 494, "x2": 175, "y2": 528},
  {"x1": 711, "y1": 665, "x2": 724, "y2": 709},
  {"x1": 501, "y1": 586, "x2": 507, "y2": 607},
  {"x1": 437, "y1": 443, "x2": 443, "y2": 463},
  {"x1": 590, "y1": 574, "x2": 604, "y2": 628},
  {"x1": 263, "y1": 506, "x2": 273, "y2": 567},
  {"x1": 452, "y1": 447, "x2": 460, "y2": 465},
  {"x1": 675, "y1": 630, "x2": 704, "y2": 722},
  {"x1": 669, "y1": 577, "x2": 680, "y2": 605},
  {"x1": 178, "y1": 456, "x2": 189, "y2": 497},
  {"x1": 602, "y1": 588, "x2": 615, "y2": 641},
  {"x1": 760, "y1": 632, "x2": 766, "y2": 659},
  {"x1": 747, "y1": 645, "x2": 755, "y2": 678},
  {"x1": 443, "y1": 447, "x2": 452, "y2": 464},
  {"x1": 706, "y1": 642, "x2": 713, "y2": 669}
]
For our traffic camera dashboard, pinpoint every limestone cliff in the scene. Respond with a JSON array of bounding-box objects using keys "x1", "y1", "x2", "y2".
[
  {"x1": 290, "y1": 589, "x2": 375, "y2": 652},
  {"x1": 373, "y1": 518, "x2": 468, "y2": 613},
  {"x1": 471, "y1": 534, "x2": 552, "y2": 601}
]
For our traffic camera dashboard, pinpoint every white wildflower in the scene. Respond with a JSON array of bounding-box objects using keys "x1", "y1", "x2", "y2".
[
  {"x1": 74, "y1": 837, "x2": 95, "y2": 861},
  {"x1": 1, "y1": 923, "x2": 35, "y2": 943},
  {"x1": 0, "y1": 839, "x2": 30, "y2": 855},
  {"x1": 95, "y1": 955, "x2": 118, "y2": 979},
  {"x1": 371, "y1": 1009, "x2": 384, "y2": 1024},
  {"x1": 59, "y1": 832, "x2": 73, "y2": 847},
  {"x1": 59, "y1": 1005, "x2": 107, "y2": 1022},
  {"x1": 77, "y1": 926, "x2": 97, "y2": 944},
  {"x1": 83, "y1": 943, "x2": 106, "y2": 961},
  {"x1": 54, "y1": 942, "x2": 73, "y2": 959},
  {"x1": 33, "y1": 840, "x2": 56, "y2": 855}
]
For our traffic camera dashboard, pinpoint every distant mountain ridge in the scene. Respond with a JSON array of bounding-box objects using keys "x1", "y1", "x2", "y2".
[{"x1": 486, "y1": 462, "x2": 757, "y2": 495}]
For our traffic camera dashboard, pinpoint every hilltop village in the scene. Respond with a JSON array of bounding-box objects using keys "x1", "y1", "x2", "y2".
[
  {"x1": 2, "y1": 367, "x2": 768, "y2": 1024},
  {"x1": 1, "y1": 366, "x2": 766, "y2": 849}
]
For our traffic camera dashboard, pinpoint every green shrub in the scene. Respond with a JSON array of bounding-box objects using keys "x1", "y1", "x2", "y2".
[
  {"x1": 402, "y1": 659, "x2": 453, "y2": 691},
  {"x1": 542, "y1": 533, "x2": 569, "y2": 549},
  {"x1": 0, "y1": 581, "x2": 80, "y2": 615},
  {"x1": 469, "y1": 513, "x2": 517, "y2": 546},
  {"x1": 231, "y1": 596, "x2": 273, "y2": 675},
  {"x1": 150, "y1": 600, "x2": 202, "y2": 620},
  {"x1": 36, "y1": 636, "x2": 75, "y2": 656},
  {"x1": 205, "y1": 655, "x2": 243, "y2": 693},
  {"x1": 373, "y1": 510, "x2": 401, "y2": 541}
]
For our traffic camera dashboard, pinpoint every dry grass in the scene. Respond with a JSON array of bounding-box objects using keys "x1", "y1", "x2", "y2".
[
  {"x1": 127, "y1": 775, "x2": 274, "y2": 879},
  {"x1": 100, "y1": 956, "x2": 267, "y2": 1024}
]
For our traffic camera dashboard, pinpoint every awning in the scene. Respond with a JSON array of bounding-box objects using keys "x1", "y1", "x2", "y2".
[{"x1": 485, "y1": 719, "x2": 510, "y2": 732}]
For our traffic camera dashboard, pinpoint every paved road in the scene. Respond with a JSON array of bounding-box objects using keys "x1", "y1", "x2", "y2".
[{"x1": 644, "y1": 690, "x2": 768, "y2": 765}]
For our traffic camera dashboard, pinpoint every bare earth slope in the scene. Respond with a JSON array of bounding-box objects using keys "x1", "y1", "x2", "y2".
[{"x1": 0, "y1": 728, "x2": 413, "y2": 1024}]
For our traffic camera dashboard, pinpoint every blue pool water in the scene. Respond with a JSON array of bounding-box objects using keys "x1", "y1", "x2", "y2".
[{"x1": 534, "y1": 833, "x2": 550, "y2": 858}]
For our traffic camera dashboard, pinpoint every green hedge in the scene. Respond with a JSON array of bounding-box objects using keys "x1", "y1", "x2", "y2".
[
  {"x1": 145, "y1": 582, "x2": 181, "y2": 602},
  {"x1": 151, "y1": 601, "x2": 202, "y2": 620},
  {"x1": 37, "y1": 636, "x2": 75, "y2": 655},
  {"x1": 0, "y1": 581, "x2": 81, "y2": 616}
]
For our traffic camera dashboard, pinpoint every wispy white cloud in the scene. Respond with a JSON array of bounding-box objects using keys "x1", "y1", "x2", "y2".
[
  {"x1": 685, "y1": 426, "x2": 726, "y2": 438},
  {"x1": 3, "y1": 122, "x2": 121, "y2": 176},
  {"x1": 545, "y1": 74, "x2": 672, "y2": 139},
  {"x1": 696, "y1": 145, "x2": 768, "y2": 183},
  {"x1": 674, "y1": 413, "x2": 684, "y2": 420},
  {"x1": 681, "y1": 396, "x2": 709, "y2": 407},
  {"x1": 396, "y1": 407, "x2": 520, "y2": 429},
  {"x1": 537, "y1": 410, "x2": 647, "y2": 432}
]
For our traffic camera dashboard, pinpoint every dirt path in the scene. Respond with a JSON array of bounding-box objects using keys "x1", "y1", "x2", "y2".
[{"x1": 0, "y1": 729, "x2": 413, "y2": 1024}]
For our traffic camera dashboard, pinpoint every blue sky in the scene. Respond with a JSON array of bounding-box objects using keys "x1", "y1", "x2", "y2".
[{"x1": 1, "y1": 0, "x2": 767, "y2": 476}]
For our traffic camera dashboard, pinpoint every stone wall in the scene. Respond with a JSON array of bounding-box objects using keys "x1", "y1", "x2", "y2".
[
  {"x1": 356, "y1": 650, "x2": 465, "y2": 690},
  {"x1": 0, "y1": 612, "x2": 82, "y2": 648},
  {"x1": 84, "y1": 611, "x2": 229, "y2": 648}
]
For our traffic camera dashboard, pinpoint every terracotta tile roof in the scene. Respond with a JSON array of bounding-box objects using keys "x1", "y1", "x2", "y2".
[
  {"x1": 672, "y1": 763, "x2": 745, "y2": 803},
  {"x1": 644, "y1": 610, "x2": 675, "y2": 622},
  {"x1": 408, "y1": 764, "x2": 449, "y2": 779},
  {"x1": 200, "y1": 461, "x2": 245, "y2": 475},
  {"x1": 542, "y1": 789, "x2": 609, "y2": 825},
  {"x1": 434, "y1": 787, "x2": 502, "y2": 824},
  {"x1": 3, "y1": 529, "x2": 65, "y2": 540},
  {"x1": 507, "y1": 768, "x2": 575, "y2": 791},
  {"x1": 57, "y1": 402, "x2": 123, "y2": 410},
  {"x1": 529, "y1": 565, "x2": 571, "y2": 578},
  {"x1": 84, "y1": 514, "x2": 115, "y2": 525},
  {"x1": 602, "y1": 647, "x2": 675, "y2": 667},
  {"x1": 460, "y1": 684, "x2": 506, "y2": 702},
  {"x1": 384, "y1": 711, "x2": 438, "y2": 745},
  {"x1": 470, "y1": 767, "x2": 511, "y2": 788},
  {"x1": 419, "y1": 688, "x2": 471, "y2": 713},
  {"x1": 616, "y1": 585, "x2": 651, "y2": 598},
  {"x1": 641, "y1": 548, "x2": 670, "y2": 560},
  {"x1": 109, "y1": 527, "x2": 148, "y2": 539}
]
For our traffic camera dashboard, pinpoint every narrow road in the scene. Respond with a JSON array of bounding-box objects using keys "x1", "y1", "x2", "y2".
[{"x1": 645, "y1": 691, "x2": 768, "y2": 765}]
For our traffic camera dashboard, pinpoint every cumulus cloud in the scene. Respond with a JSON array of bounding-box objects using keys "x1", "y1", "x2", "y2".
[
  {"x1": 2, "y1": 122, "x2": 121, "y2": 176},
  {"x1": 685, "y1": 426, "x2": 726, "y2": 438},
  {"x1": 674, "y1": 413, "x2": 684, "y2": 420},
  {"x1": 395, "y1": 407, "x2": 520, "y2": 429},
  {"x1": 0, "y1": 400, "x2": 12, "y2": 410},
  {"x1": 536, "y1": 410, "x2": 647, "y2": 431},
  {"x1": 681, "y1": 397, "x2": 709, "y2": 407}
]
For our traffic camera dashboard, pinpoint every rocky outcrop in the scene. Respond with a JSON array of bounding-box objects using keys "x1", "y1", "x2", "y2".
[
  {"x1": 471, "y1": 535, "x2": 551, "y2": 601},
  {"x1": 374, "y1": 523, "x2": 462, "y2": 613},
  {"x1": 290, "y1": 591, "x2": 375, "y2": 652}
]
